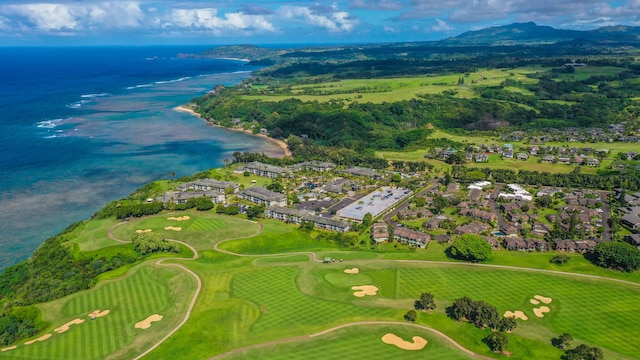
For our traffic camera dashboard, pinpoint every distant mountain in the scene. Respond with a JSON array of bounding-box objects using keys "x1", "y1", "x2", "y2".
[{"x1": 442, "y1": 22, "x2": 640, "y2": 46}]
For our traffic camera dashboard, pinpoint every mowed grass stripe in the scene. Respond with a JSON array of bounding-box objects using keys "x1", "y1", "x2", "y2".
[
  {"x1": 10, "y1": 265, "x2": 185, "y2": 359},
  {"x1": 188, "y1": 218, "x2": 225, "y2": 231},
  {"x1": 391, "y1": 265, "x2": 640, "y2": 358},
  {"x1": 232, "y1": 267, "x2": 395, "y2": 334}
]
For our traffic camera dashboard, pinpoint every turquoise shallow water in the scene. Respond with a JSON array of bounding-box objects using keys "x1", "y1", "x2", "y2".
[{"x1": 0, "y1": 47, "x2": 281, "y2": 267}]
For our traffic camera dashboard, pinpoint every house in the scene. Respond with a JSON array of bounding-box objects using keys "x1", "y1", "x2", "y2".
[
  {"x1": 178, "y1": 179, "x2": 239, "y2": 193},
  {"x1": 237, "y1": 186, "x2": 287, "y2": 207},
  {"x1": 621, "y1": 213, "x2": 640, "y2": 231},
  {"x1": 502, "y1": 150, "x2": 514, "y2": 159},
  {"x1": 585, "y1": 158, "x2": 600, "y2": 167},
  {"x1": 529, "y1": 146, "x2": 539, "y2": 155},
  {"x1": 291, "y1": 161, "x2": 336, "y2": 172},
  {"x1": 516, "y1": 153, "x2": 529, "y2": 160},
  {"x1": 542, "y1": 155, "x2": 555, "y2": 163},
  {"x1": 503, "y1": 237, "x2": 527, "y2": 251},
  {"x1": 475, "y1": 154, "x2": 489, "y2": 162},
  {"x1": 483, "y1": 236, "x2": 500, "y2": 250},
  {"x1": 572, "y1": 156, "x2": 584, "y2": 165},
  {"x1": 524, "y1": 238, "x2": 549, "y2": 252},
  {"x1": 371, "y1": 222, "x2": 389, "y2": 243},
  {"x1": 454, "y1": 221, "x2": 491, "y2": 235},
  {"x1": 239, "y1": 161, "x2": 291, "y2": 178},
  {"x1": 156, "y1": 190, "x2": 225, "y2": 204},
  {"x1": 460, "y1": 208, "x2": 496, "y2": 223},
  {"x1": 575, "y1": 240, "x2": 597, "y2": 253},
  {"x1": 423, "y1": 215, "x2": 449, "y2": 230},
  {"x1": 558, "y1": 156, "x2": 571, "y2": 164},
  {"x1": 624, "y1": 234, "x2": 640, "y2": 248},
  {"x1": 501, "y1": 224, "x2": 519, "y2": 236},
  {"x1": 393, "y1": 226, "x2": 430, "y2": 248},
  {"x1": 446, "y1": 182, "x2": 460, "y2": 192},
  {"x1": 467, "y1": 188, "x2": 483, "y2": 202}
]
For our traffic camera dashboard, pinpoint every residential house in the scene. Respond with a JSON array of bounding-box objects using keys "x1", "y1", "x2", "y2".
[
  {"x1": 371, "y1": 222, "x2": 389, "y2": 243},
  {"x1": 454, "y1": 221, "x2": 491, "y2": 235},
  {"x1": 585, "y1": 158, "x2": 600, "y2": 167},
  {"x1": 516, "y1": 153, "x2": 529, "y2": 160},
  {"x1": 393, "y1": 226, "x2": 430, "y2": 248},
  {"x1": 301, "y1": 214, "x2": 351, "y2": 232},
  {"x1": 542, "y1": 155, "x2": 555, "y2": 163},
  {"x1": 503, "y1": 237, "x2": 527, "y2": 251},
  {"x1": 475, "y1": 154, "x2": 489, "y2": 162}
]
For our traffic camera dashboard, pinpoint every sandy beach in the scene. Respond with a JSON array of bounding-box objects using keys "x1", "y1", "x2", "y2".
[{"x1": 175, "y1": 106, "x2": 292, "y2": 159}]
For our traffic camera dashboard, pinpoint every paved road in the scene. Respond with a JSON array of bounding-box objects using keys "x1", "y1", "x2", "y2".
[
  {"x1": 599, "y1": 191, "x2": 612, "y2": 241},
  {"x1": 488, "y1": 184, "x2": 506, "y2": 229}
]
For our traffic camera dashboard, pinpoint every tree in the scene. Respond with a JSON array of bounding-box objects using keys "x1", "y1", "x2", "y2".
[
  {"x1": 448, "y1": 234, "x2": 492, "y2": 262},
  {"x1": 246, "y1": 205, "x2": 265, "y2": 220},
  {"x1": 362, "y1": 212, "x2": 373, "y2": 227},
  {"x1": 448, "y1": 296, "x2": 474, "y2": 321},
  {"x1": 412, "y1": 196, "x2": 427, "y2": 208},
  {"x1": 266, "y1": 181, "x2": 284, "y2": 193},
  {"x1": 498, "y1": 316, "x2": 518, "y2": 332},
  {"x1": 299, "y1": 220, "x2": 314, "y2": 232},
  {"x1": 404, "y1": 309, "x2": 417, "y2": 322},
  {"x1": 484, "y1": 332, "x2": 508, "y2": 352},
  {"x1": 552, "y1": 332, "x2": 573, "y2": 350},
  {"x1": 591, "y1": 241, "x2": 640, "y2": 272},
  {"x1": 564, "y1": 344, "x2": 604, "y2": 360},
  {"x1": 391, "y1": 173, "x2": 402, "y2": 183},
  {"x1": 550, "y1": 254, "x2": 570, "y2": 265},
  {"x1": 415, "y1": 292, "x2": 436, "y2": 312}
]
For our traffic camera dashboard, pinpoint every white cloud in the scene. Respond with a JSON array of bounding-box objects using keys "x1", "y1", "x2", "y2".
[
  {"x1": 6, "y1": 3, "x2": 78, "y2": 30},
  {"x1": 2, "y1": 1, "x2": 144, "y2": 31},
  {"x1": 168, "y1": 8, "x2": 275, "y2": 33},
  {"x1": 278, "y1": 4, "x2": 358, "y2": 32},
  {"x1": 431, "y1": 18, "x2": 453, "y2": 32}
]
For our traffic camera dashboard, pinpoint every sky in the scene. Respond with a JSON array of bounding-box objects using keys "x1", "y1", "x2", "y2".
[{"x1": 0, "y1": 0, "x2": 638, "y2": 46}]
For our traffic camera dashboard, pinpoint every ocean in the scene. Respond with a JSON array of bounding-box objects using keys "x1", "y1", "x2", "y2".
[{"x1": 0, "y1": 46, "x2": 282, "y2": 268}]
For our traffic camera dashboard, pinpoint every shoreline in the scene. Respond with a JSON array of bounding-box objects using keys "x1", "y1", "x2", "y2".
[{"x1": 174, "y1": 106, "x2": 292, "y2": 159}]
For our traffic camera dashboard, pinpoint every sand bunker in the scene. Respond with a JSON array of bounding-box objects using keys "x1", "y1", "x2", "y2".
[
  {"x1": 351, "y1": 285, "x2": 378, "y2": 297},
  {"x1": 534, "y1": 295, "x2": 552, "y2": 304},
  {"x1": 530, "y1": 299, "x2": 540, "y2": 305},
  {"x1": 136, "y1": 229, "x2": 152, "y2": 233},
  {"x1": 135, "y1": 314, "x2": 163, "y2": 329},
  {"x1": 164, "y1": 226, "x2": 182, "y2": 231},
  {"x1": 344, "y1": 268, "x2": 359, "y2": 274},
  {"x1": 24, "y1": 334, "x2": 51, "y2": 345},
  {"x1": 89, "y1": 309, "x2": 110, "y2": 318},
  {"x1": 55, "y1": 319, "x2": 85, "y2": 334},
  {"x1": 381, "y1": 333, "x2": 427, "y2": 350},
  {"x1": 504, "y1": 310, "x2": 528, "y2": 321},
  {"x1": 168, "y1": 216, "x2": 190, "y2": 221},
  {"x1": 1, "y1": 346, "x2": 17, "y2": 352},
  {"x1": 533, "y1": 306, "x2": 550, "y2": 318}
]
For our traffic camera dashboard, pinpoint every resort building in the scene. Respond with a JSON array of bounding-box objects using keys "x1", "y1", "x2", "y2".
[
  {"x1": 177, "y1": 179, "x2": 239, "y2": 193},
  {"x1": 156, "y1": 190, "x2": 225, "y2": 204},
  {"x1": 238, "y1": 161, "x2": 291, "y2": 178},
  {"x1": 371, "y1": 222, "x2": 389, "y2": 244},
  {"x1": 237, "y1": 186, "x2": 287, "y2": 207},
  {"x1": 290, "y1": 161, "x2": 336, "y2": 172}
]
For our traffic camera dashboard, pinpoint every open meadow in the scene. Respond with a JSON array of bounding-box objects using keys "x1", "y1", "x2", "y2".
[{"x1": 4, "y1": 210, "x2": 640, "y2": 360}]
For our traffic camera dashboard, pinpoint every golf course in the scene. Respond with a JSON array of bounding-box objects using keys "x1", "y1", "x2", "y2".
[{"x1": 2, "y1": 209, "x2": 638, "y2": 359}]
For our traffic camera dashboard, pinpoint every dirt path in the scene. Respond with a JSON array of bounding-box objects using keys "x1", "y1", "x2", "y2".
[{"x1": 209, "y1": 321, "x2": 494, "y2": 360}]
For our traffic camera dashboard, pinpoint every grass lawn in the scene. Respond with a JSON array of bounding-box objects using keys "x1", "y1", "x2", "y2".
[
  {"x1": 6, "y1": 262, "x2": 197, "y2": 360},
  {"x1": 216, "y1": 220, "x2": 339, "y2": 255},
  {"x1": 70, "y1": 218, "x2": 123, "y2": 251},
  {"x1": 223, "y1": 324, "x2": 476, "y2": 360},
  {"x1": 111, "y1": 210, "x2": 261, "y2": 251}
]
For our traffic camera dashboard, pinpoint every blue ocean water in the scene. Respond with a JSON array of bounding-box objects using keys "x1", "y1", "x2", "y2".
[{"x1": 0, "y1": 46, "x2": 282, "y2": 268}]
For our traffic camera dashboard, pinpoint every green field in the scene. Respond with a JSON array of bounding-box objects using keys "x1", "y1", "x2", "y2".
[
  {"x1": 7, "y1": 209, "x2": 640, "y2": 360},
  {"x1": 2, "y1": 263, "x2": 197, "y2": 359},
  {"x1": 111, "y1": 210, "x2": 261, "y2": 251}
]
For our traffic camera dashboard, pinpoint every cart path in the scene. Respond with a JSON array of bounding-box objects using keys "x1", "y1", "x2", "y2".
[
  {"x1": 208, "y1": 321, "x2": 494, "y2": 360},
  {"x1": 107, "y1": 223, "x2": 203, "y2": 360},
  {"x1": 106, "y1": 219, "x2": 640, "y2": 359}
]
